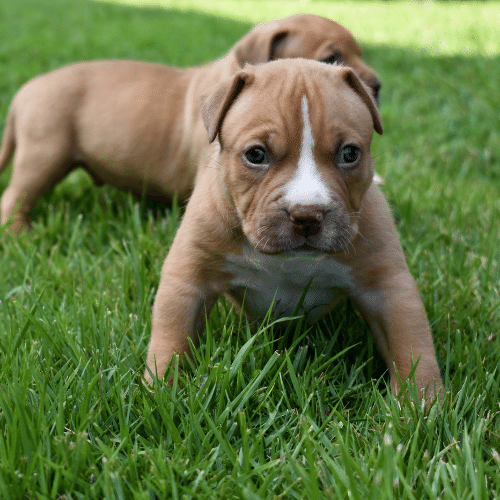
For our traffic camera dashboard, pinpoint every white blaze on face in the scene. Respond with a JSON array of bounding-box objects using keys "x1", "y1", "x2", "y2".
[{"x1": 282, "y1": 96, "x2": 330, "y2": 206}]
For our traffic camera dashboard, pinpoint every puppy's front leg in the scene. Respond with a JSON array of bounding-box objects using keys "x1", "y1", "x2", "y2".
[
  {"x1": 352, "y1": 271, "x2": 444, "y2": 405},
  {"x1": 346, "y1": 185, "x2": 444, "y2": 406},
  {"x1": 145, "y1": 248, "x2": 218, "y2": 383}
]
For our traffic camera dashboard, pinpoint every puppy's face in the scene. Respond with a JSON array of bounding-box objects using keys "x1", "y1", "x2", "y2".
[
  {"x1": 235, "y1": 14, "x2": 381, "y2": 103},
  {"x1": 201, "y1": 59, "x2": 383, "y2": 256}
]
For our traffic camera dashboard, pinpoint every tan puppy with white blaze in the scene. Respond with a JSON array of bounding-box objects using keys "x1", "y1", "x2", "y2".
[
  {"x1": 0, "y1": 14, "x2": 380, "y2": 232},
  {"x1": 146, "y1": 59, "x2": 444, "y2": 405}
]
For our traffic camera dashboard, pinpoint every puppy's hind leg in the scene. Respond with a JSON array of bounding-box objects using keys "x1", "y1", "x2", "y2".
[
  {"x1": 0, "y1": 107, "x2": 16, "y2": 176},
  {"x1": 1, "y1": 140, "x2": 74, "y2": 231}
]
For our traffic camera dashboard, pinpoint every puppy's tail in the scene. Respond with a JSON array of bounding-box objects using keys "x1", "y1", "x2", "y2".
[{"x1": 0, "y1": 107, "x2": 16, "y2": 174}]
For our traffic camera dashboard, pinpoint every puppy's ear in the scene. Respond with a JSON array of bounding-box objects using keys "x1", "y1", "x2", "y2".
[
  {"x1": 339, "y1": 67, "x2": 383, "y2": 135},
  {"x1": 234, "y1": 23, "x2": 289, "y2": 65},
  {"x1": 200, "y1": 71, "x2": 254, "y2": 143}
]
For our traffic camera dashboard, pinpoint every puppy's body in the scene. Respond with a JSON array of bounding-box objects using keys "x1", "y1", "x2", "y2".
[
  {"x1": 0, "y1": 14, "x2": 380, "y2": 231},
  {"x1": 147, "y1": 59, "x2": 443, "y2": 404}
]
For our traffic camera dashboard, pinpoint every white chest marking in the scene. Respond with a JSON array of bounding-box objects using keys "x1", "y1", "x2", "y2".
[
  {"x1": 282, "y1": 96, "x2": 330, "y2": 206},
  {"x1": 224, "y1": 245, "x2": 353, "y2": 322}
]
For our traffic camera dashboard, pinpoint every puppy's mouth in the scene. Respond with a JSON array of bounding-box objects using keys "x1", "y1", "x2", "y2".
[{"x1": 245, "y1": 206, "x2": 356, "y2": 255}]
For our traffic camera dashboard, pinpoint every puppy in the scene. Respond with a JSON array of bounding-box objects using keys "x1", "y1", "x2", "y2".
[
  {"x1": 146, "y1": 59, "x2": 443, "y2": 405},
  {"x1": 0, "y1": 14, "x2": 380, "y2": 231}
]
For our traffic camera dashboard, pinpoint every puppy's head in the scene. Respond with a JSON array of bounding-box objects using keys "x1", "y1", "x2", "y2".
[
  {"x1": 234, "y1": 14, "x2": 381, "y2": 103},
  {"x1": 201, "y1": 59, "x2": 382, "y2": 256}
]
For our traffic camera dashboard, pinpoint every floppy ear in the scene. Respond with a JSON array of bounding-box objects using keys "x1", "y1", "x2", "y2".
[
  {"x1": 339, "y1": 67, "x2": 383, "y2": 135},
  {"x1": 234, "y1": 23, "x2": 289, "y2": 65},
  {"x1": 200, "y1": 71, "x2": 254, "y2": 143}
]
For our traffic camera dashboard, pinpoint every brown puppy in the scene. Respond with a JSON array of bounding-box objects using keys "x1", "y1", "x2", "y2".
[
  {"x1": 0, "y1": 14, "x2": 380, "y2": 231},
  {"x1": 146, "y1": 59, "x2": 443, "y2": 405}
]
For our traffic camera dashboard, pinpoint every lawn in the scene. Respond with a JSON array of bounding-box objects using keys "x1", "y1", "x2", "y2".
[{"x1": 0, "y1": 0, "x2": 499, "y2": 498}]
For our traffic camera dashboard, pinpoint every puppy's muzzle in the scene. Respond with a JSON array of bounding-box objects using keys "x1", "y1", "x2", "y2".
[{"x1": 250, "y1": 199, "x2": 353, "y2": 254}]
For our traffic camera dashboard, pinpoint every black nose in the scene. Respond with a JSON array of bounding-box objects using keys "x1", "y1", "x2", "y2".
[{"x1": 287, "y1": 205, "x2": 326, "y2": 238}]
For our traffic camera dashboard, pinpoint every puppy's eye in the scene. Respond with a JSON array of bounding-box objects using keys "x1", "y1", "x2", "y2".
[
  {"x1": 244, "y1": 146, "x2": 269, "y2": 167},
  {"x1": 322, "y1": 53, "x2": 342, "y2": 65},
  {"x1": 336, "y1": 145, "x2": 361, "y2": 169}
]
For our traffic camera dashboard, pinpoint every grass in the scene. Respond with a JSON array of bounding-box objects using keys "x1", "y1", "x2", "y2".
[{"x1": 0, "y1": 0, "x2": 499, "y2": 498}]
